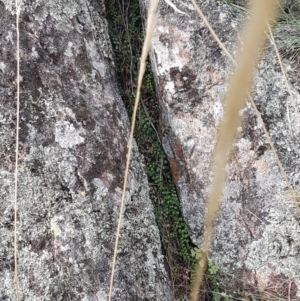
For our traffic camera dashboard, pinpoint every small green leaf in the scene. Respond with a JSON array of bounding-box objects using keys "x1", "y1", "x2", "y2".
[
  {"x1": 208, "y1": 262, "x2": 218, "y2": 275},
  {"x1": 191, "y1": 247, "x2": 201, "y2": 259}
]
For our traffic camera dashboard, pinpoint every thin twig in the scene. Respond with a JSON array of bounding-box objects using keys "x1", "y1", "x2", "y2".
[
  {"x1": 141, "y1": 99, "x2": 161, "y2": 143},
  {"x1": 107, "y1": 0, "x2": 159, "y2": 300},
  {"x1": 14, "y1": 0, "x2": 21, "y2": 300},
  {"x1": 118, "y1": 0, "x2": 134, "y2": 88},
  {"x1": 164, "y1": 0, "x2": 189, "y2": 17},
  {"x1": 286, "y1": 100, "x2": 294, "y2": 141}
]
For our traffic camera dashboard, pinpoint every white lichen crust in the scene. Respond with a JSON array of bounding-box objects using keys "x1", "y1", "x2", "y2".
[
  {"x1": 140, "y1": 0, "x2": 300, "y2": 296},
  {"x1": 0, "y1": 0, "x2": 172, "y2": 300}
]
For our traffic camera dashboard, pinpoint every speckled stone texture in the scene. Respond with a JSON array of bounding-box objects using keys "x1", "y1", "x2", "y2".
[
  {"x1": 141, "y1": 0, "x2": 300, "y2": 296},
  {"x1": 0, "y1": 1, "x2": 172, "y2": 300}
]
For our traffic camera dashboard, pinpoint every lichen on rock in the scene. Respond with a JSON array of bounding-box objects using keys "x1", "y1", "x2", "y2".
[
  {"x1": 0, "y1": 0, "x2": 172, "y2": 300},
  {"x1": 141, "y1": 0, "x2": 300, "y2": 296}
]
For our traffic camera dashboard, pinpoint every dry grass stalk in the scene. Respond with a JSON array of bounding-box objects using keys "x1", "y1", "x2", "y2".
[
  {"x1": 267, "y1": 24, "x2": 300, "y2": 125},
  {"x1": 107, "y1": 0, "x2": 159, "y2": 300},
  {"x1": 190, "y1": 0, "x2": 300, "y2": 215},
  {"x1": 189, "y1": 1, "x2": 280, "y2": 300},
  {"x1": 14, "y1": 0, "x2": 21, "y2": 300}
]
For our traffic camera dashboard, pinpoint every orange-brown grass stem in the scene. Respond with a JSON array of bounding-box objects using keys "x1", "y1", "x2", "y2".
[{"x1": 190, "y1": 1, "x2": 280, "y2": 300}]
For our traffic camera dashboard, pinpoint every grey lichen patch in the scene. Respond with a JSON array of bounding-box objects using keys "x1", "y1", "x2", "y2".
[
  {"x1": 0, "y1": 0, "x2": 15, "y2": 14},
  {"x1": 83, "y1": 290, "x2": 107, "y2": 301},
  {"x1": 0, "y1": 0, "x2": 172, "y2": 300},
  {"x1": 0, "y1": 61, "x2": 6, "y2": 72},
  {"x1": 55, "y1": 120, "x2": 85, "y2": 148},
  {"x1": 153, "y1": 55, "x2": 227, "y2": 242},
  {"x1": 245, "y1": 199, "x2": 300, "y2": 290},
  {"x1": 143, "y1": 0, "x2": 300, "y2": 294},
  {"x1": 1, "y1": 0, "x2": 80, "y2": 20},
  {"x1": 92, "y1": 178, "x2": 109, "y2": 196}
]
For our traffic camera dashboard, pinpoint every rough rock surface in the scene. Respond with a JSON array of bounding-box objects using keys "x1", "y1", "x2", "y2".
[
  {"x1": 141, "y1": 0, "x2": 300, "y2": 296},
  {"x1": 0, "y1": 1, "x2": 172, "y2": 300}
]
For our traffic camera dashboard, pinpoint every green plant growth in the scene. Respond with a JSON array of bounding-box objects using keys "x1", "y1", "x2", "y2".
[
  {"x1": 218, "y1": 0, "x2": 300, "y2": 61},
  {"x1": 205, "y1": 262, "x2": 231, "y2": 301},
  {"x1": 146, "y1": 145, "x2": 196, "y2": 267},
  {"x1": 207, "y1": 261, "x2": 220, "y2": 301},
  {"x1": 105, "y1": 0, "x2": 300, "y2": 299},
  {"x1": 105, "y1": 0, "x2": 197, "y2": 298},
  {"x1": 275, "y1": 2, "x2": 300, "y2": 60}
]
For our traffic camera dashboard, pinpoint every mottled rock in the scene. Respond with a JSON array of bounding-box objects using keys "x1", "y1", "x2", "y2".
[
  {"x1": 142, "y1": 0, "x2": 300, "y2": 296},
  {"x1": 0, "y1": 1, "x2": 172, "y2": 300}
]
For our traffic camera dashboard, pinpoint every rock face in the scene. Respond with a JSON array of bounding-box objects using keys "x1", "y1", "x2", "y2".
[
  {"x1": 142, "y1": 0, "x2": 300, "y2": 296},
  {"x1": 0, "y1": 1, "x2": 172, "y2": 300}
]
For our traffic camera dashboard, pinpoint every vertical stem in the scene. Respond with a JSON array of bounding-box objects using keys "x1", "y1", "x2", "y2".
[
  {"x1": 107, "y1": 0, "x2": 159, "y2": 300},
  {"x1": 14, "y1": 0, "x2": 21, "y2": 300},
  {"x1": 190, "y1": 1, "x2": 280, "y2": 300}
]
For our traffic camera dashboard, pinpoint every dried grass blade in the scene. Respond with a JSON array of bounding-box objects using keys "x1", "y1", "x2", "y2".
[
  {"x1": 107, "y1": 0, "x2": 159, "y2": 300},
  {"x1": 190, "y1": 1, "x2": 280, "y2": 300},
  {"x1": 14, "y1": 1, "x2": 21, "y2": 300}
]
